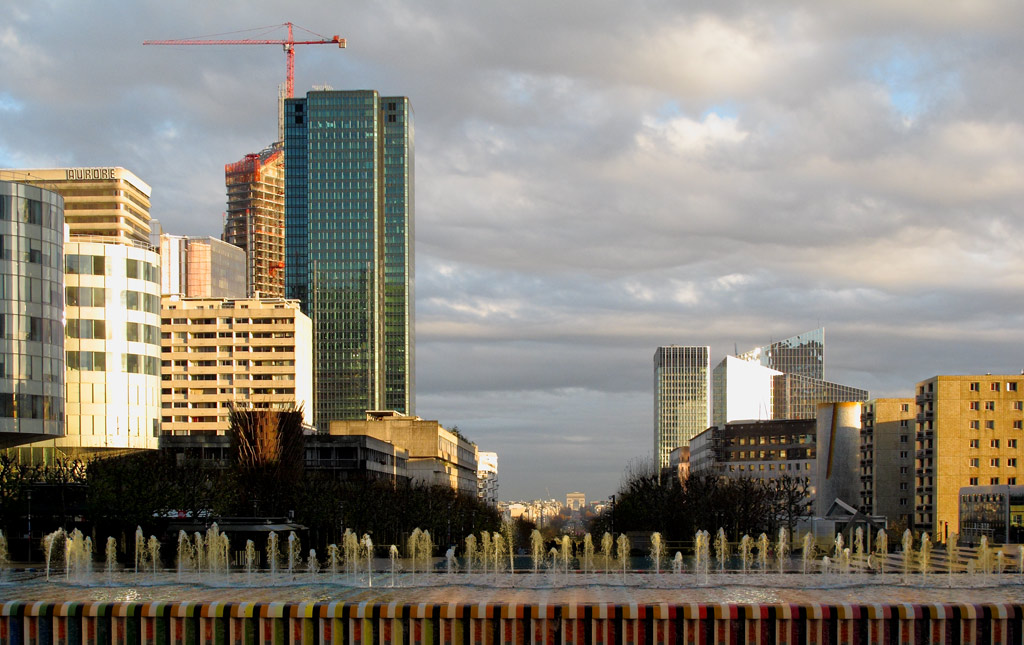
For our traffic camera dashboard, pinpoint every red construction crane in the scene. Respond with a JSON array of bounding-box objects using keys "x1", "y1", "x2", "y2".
[{"x1": 144, "y1": 22, "x2": 345, "y2": 98}]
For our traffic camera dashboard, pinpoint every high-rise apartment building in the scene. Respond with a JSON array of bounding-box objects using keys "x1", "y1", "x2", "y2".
[
  {"x1": 914, "y1": 375, "x2": 1024, "y2": 542},
  {"x1": 284, "y1": 90, "x2": 414, "y2": 427},
  {"x1": 160, "y1": 296, "x2": 314, "y2": 435},
  {"x1": 0, "y1": 182, "x2": 65, "y2": 448},
  {"x1": 860, "y1": 398, "x2": 915, "y2": 527},
  {"x1": 653, "y1": 346, "x2": 710, "y2": 469},
  {"x1": 155, "y1": 229, "x2": 246, "y2": 298},
  {"x1": 0, "y1": 168, "x2": 152, "y2": 243},
  {"x1": 224, "y1": 144, "x2": 286, "y2": 298}
]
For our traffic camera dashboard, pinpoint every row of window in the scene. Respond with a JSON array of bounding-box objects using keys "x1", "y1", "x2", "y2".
[
  {"x1": 0, "y1": 233, "x2": 61, "y2": 268},
  {"x1": 968, "y1": 419, "x2": 1024, "y2": 429},
  {"x1": 0, "y1": 392, "x2": 63, "y2": 421},
  {"x1": 969, "y1": 458, "x2": 1017, "y2": 468},
  {"x1": 969, "y1": 381, "x2": 1019, "y2": 392},
  {"x1": 968, "y1": 439, "x2": 1018, "y2": 449},
  {"x1": 0, "y1": 314, "x2": 63, "y2": 344},
  {"x1": 66, "y1": 350, "x2": 160, "y2": 375},
  {"x1": 967, "y1": 477, "x2": 1017, "y2": 486},
  {"x1": 0, "y1": 195, "x2": 61, "y2": 229}
]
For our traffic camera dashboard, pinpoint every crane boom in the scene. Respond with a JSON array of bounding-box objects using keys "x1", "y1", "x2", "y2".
[{"x1": 143, "y1": 22, "x2": 345, "y2": 98}]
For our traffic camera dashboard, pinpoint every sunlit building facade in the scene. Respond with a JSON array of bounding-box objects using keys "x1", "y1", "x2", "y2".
[
  {"x1": 160, "y1": 296, "x2": 313, "y2": 435},
  {"x1": 914, "y1": 375, "x2": 1024, "y2": 543},
  {"x1": 653, "y1": 345, "x2": 710, "y2": 469},
  {"x1": 56, "y1": 239, "x2": 162, "y2": 455},
  {"x1": 0, "y1": 182, "x2": 65, "y2": 448},
  {"x1": 284, "y1": 90, "x2": 415, "y2": 427},
  {"x1": 478, "y1": 451, "x2": 499, "y2": 507},
  {"x1": 0, "y1": 167, "x2": 152, "y2": 244}
]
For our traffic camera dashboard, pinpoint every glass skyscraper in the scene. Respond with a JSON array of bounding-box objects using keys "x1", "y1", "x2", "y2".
[
  {"x1": 284, "y1": 90, "x2": 414, "y2": 427},
  {"x1": 737, "y1": 328, "x2": 824, "y2": 380},
  {"x1": 653, "y1": 346, "x2": 710, "y2": 469}
]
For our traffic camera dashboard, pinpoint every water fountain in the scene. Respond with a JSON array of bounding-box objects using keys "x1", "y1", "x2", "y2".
[{"x1": 5, "y1": 525, "x2": 1024, "y2": 645}]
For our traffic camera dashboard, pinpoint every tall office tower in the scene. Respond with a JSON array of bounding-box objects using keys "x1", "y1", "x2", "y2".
[
  {"x1": 224, "y1": 144, "x2": 286, "y2": 298},
  {"x1": 914, "y1": 375, "x2": 1024, "y2": 542},
  {"x1": 653, "y1": 346, "x2": 710, "y2": 469},
  {"x1": 860, "y1": 398, "x2": 915, "y2": 526},
  {"x1": 284, "y1": 90, "x2": 415, "y2": 427},
  {"x1": 0, "y1": 167, "x2": 152, "y2": 243},
  {"x1": 737, "y1": 328, "x2": 825, "y2": 380},
  {"x1": 0, "y1": 182, "x2": 65, "y2": 448},
  {"x1": 157, "y1": 232, "x2": 246, "y2": 298},
  {"x1": 2, "y1": 167, "x2": 161, "y2": 459}
]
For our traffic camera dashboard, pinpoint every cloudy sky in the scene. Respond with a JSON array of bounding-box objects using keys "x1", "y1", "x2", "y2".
[{"x1": 3, "y1": 1, "x2": 1024, "y2": 502}]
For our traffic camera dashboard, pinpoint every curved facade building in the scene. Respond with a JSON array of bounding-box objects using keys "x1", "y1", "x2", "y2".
[
  {"x1": 0, "y1": 181, "x2": 65, "y2": 447},
  {"x1": 58, "y1": 239, "x2": 161, "y2": 453}
]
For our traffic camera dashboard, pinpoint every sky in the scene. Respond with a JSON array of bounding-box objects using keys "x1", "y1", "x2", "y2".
[{"x1": 3, "y1": 1, "x2": 1024, "y2": 502}]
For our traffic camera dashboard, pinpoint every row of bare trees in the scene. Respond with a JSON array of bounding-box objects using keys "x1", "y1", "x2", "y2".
[{"x1": 588, "y1": 461, "x2": 813, "y2": 544}]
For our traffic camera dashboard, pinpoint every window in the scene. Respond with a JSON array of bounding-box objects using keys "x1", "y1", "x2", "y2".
[
  {"x1": 900, "y1": 403, "x2": 910, "y2": 412},
  {"x1": 986, "y1": 401, "x2": 996, "y2": 410},
  {"x1": 970, "y1": 382, "x2": 980, "y2": 391},
  {"x1": 969, "y1": 401, "x2": 979, "y2": 410},
  {"x1": 900, "y1": 466, "x2": 909, "y2": 474},
  {"x1": 986, "y1": 420, "x2": 995, "y2": 430},
  {"x1": 990, "y1": 458, "x2": 1000, "y2": 467},
  {"x1": 970, "y1": 420, "x2": 980, "y2": 430},
  {"x1": 970, "y1": 458, "x2": 979, "y2": 467},
  {"x1": 1009, "y1": 459, "x2": 1018, "y2": 468},
  {"x1": 1010, "y1": 440, "x2": 1018, "y2": 448},
  {"x1": 992, "y1": 439, "x2": 1001, "y2": 448},
  {"x1": 1015, "y1": 421, "x2": 1022, "y2": 430},
  {"x1": 970, "y1": 439, "x2": 980, "y2": 448},
  {"x1": 900, "y1": 435, "x2": 909, "y2": 443},
  {"x1": 970, "y1": 477, "x2": 979, "y2": 486},
  {"x1": 900, "y1": 451, "x2": 909, "y2": 459},
  {"x1": 900, "y1": 419, "x2": 909, "y2": 427},
  {"x1": 992, "y1": 382, "x2": 1001, "y2": 392},
  {"x1": 900, "y1": 482, "x2": 908, "y2": 490},
  {"x1": 1016, "y1": 401, "x2": 1023, "y2": 411},
  {"x1": 900, "y1": 498, "x2": 908, "y2": 506},
  {"x1": 1009, "y1": 382, "x2": 1018, "y2": 392},
  {"x1": 1011, "y1": 478, "x2": 1018, "y2": 485},
  {"x1": 991, "y1": 478, "x2": 1000, "y2": 485}
]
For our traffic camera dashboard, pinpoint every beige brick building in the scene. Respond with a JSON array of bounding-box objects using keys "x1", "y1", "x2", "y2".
[
  {"x1": 915, "y1": 375, "x2": 1024, "y2": 542},
  {"x1": 160, "y1": 296, "x2": 313, "y2": 435},
  {"x1": 860, "y1": 398, "x2": 916, "y2": 527},
  {"x1": 329, "y1": 411, "x2": 478, "y2": 494}
]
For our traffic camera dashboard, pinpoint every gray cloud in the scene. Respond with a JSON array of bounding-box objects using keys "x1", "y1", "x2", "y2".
[{"x1": 3, "y1": 1, "x2": 1023, "y2": 500}]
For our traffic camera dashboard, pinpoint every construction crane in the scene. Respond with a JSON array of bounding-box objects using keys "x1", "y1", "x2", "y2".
[{"x1": 143, "y1": 22, "x2": 345, "y2": 98}]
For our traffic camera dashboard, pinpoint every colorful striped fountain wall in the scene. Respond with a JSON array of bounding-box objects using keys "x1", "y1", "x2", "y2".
[{"x1": 2, "y1": 600, "x2": 1023, "y2": 645}]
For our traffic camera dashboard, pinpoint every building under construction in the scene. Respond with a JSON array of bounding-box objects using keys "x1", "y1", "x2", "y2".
[{"x1": 224, "y1": 143, "x2": 286, "y2": 298}]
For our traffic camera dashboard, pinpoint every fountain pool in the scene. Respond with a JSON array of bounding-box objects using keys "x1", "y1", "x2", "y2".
[{"x1": 2, "y1": 527, "x2": 1024, "y2": 644}]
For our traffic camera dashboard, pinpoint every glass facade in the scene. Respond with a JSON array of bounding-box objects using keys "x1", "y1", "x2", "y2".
[
  {"x1": 653, "y1": 346, "x2": 710, "y2": 468},
  {"x1": 959, "y1": 486, "x2": 1024, "y2": 546},
  {"x1": 737, "y1": 328, "x2": 825, "y2": 380},
  {"x1": 0, "y1": 182, "x2": 65, "y2": 447},
  {"x1": 284, "y1": 90, "x2": 414, "y2": 427},
  {"x1": 159, "y1": 234, "x2": 246, "y2": 298},
  {"x1": 771, "y1": 373, "x2": 868, "y2": 419}
]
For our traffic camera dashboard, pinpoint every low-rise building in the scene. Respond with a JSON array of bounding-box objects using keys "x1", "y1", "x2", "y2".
[
  {"x1": 328, "y1": 411, "x2": 478, "y2": 495},
  {"x1": 689, "y1": 418, "x2": 817, "y2": 486}
]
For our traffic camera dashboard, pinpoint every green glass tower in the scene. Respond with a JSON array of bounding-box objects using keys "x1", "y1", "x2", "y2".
[{"x1": 284, "y1": 90, "x2": 414, "y2": 427}]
